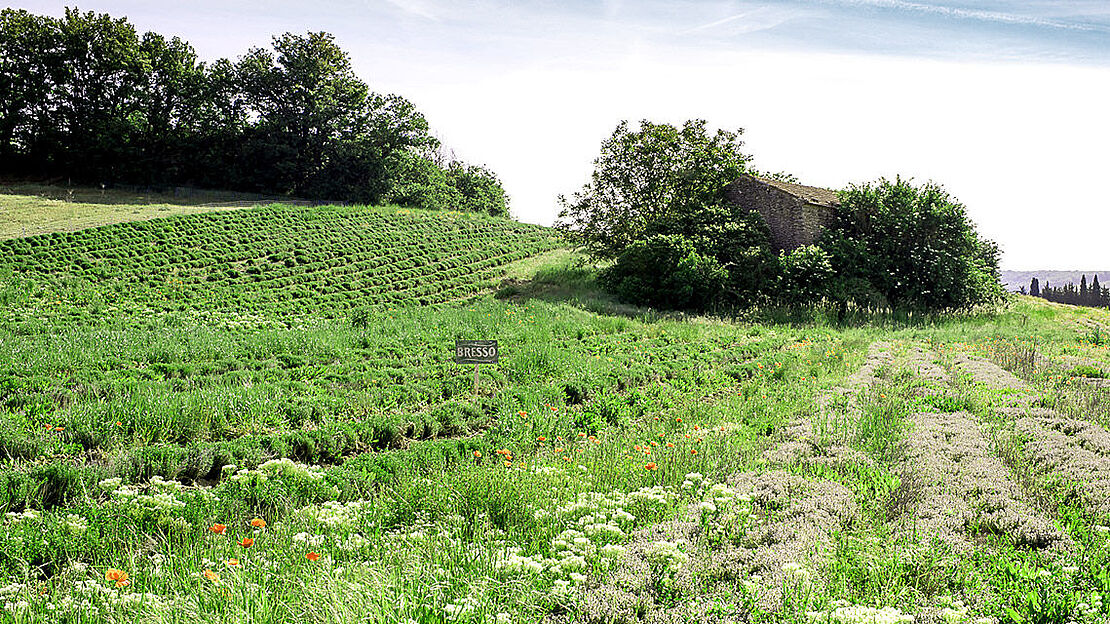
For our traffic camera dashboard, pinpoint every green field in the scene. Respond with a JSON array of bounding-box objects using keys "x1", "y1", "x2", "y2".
[
  {"x1": 0, "y1": 185, "x2": 282, "y2": 240},
  {"x1": 1, "y1": 202, "x2": 1110, "y2": 623}
]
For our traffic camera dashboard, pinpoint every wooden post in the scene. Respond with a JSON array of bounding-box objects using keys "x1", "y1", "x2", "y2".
[{"x1": 473, "y1": 363, "x2": 480, "y2": 395}]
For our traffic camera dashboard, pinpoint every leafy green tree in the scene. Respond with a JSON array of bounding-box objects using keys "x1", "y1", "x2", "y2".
[
  {"x1": 0, "y1": 9, "x2": 511, "y2": 214},
  {"x1": 446, "y1": 162, "x2": 509, "y2": 216},
  {"x1": 235, "y1": 32, "x2": 374, "y2": 195},
  {"x1": 822, "y1": 177, "x2": 1003, "y2": 310},
  {"x1": 0, "y1": 9, "x2": 61, "y2": 167},
  {"x1": 383, "y1": 151, "x2": 461, "y2": 211},
  {"x1": 556, "y1": 119, "x2": 751, "y2": 258}
]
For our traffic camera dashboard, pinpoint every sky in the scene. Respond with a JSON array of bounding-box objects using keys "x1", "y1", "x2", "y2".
[{"x1": 16, "y1": 1, "x2": 1110, "y2": 270}]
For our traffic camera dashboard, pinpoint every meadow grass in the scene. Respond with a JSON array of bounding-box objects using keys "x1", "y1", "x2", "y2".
[{"x1": 1, "y1": 200, "x2": 1109, "y2": 623}]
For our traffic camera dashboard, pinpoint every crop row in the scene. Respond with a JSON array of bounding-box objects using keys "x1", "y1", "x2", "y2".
[{"x1": 0, "y1": 204, "x2": 559, "y2": 316}]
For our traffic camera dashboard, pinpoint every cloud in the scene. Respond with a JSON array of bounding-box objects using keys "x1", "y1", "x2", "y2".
[
  {"x1": 676, "y1": 7, "x2": 801, "y2": 36},
  {"x1": 828, "y1": 0, "x2": 1104, "y2": 32},
  {"x1": 380, "y1": 0, "x2": 439, "y2": 21}
]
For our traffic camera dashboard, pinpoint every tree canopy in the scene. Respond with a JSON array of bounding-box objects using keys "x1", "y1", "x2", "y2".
[
  {"x1": 820, "y1": 177, "x2": 1003, "y2": 311},
  {"x1": 556, "y1": 120, "x2": 752, "y2": 258},
  {"x1": 0, "y1": 8, "x2": 509, "y2": 216},
  {"x1": 559, "y1": 120, "x2": 1003, "y2": 314}
]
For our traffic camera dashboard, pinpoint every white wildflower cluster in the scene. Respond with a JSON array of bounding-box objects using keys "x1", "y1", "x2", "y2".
[
  {"x1": 681, "y1": 472, "x2": 705, "y2": 490},
  {"x1": 626, "y1": 485, "x2": 673, "y2": 509},
  {"x1": 0, "y1": 581, "x2": 29, "y2": 614},
  {"x1": 935, "y1": 595, "x2": 968, "y2": 623},
  {"x1": 64, "y1": 514, "x2": 88, "y2": 535},
  {"x1": 1075, "y1": 592, "x2": 1104, "y2": 619},
  {"x1": 645, "y1": 540, "x2": 689, "y2": 575},
  {"x1": 66, "y1": 578, "x2": 167, "y2": 615},
  {"x1": 690, "y1": 475, "x2": 756, "y2": 542},
  {"x1": 259, "y1": 457, "x2": 326, "y2": 481},
  {"x1": 444, "y1": 594, "x2": 480, "y2": 621},
  {"x1": 106, "y1": 477, "x2": 186, "y2": 514},
  {"x1": 150, "y1": 475, "x2": 181, "y2": 492},
  {"x1": 3, "y1": 508, "x2": 39, "y2": 524},
  {"x1": 294, "y1": 500, "x2": 369, "y2": 528},
  {"x1": 292, "y1": 532, "x2": 326, "y2": 546},
  {"x1": 807, "y1": 600, "x2": 914, "y2": 624},
  {"x1": 496, "y1": 484, "x2": 674, "y2": 599},
  {"x1": 782, "y1": 562, "x2": 811, "y2": 585},
  {"x1": 94, "y1": 476, "x2": 189, "y2": 530}
]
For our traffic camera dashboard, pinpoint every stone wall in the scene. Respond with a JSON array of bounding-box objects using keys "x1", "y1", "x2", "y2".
[{"x1": 722, "y1": 174, "x2": 836, "y2": 252}]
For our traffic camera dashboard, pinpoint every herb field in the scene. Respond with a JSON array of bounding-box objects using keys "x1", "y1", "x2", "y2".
[
  {"x1": 1, "y1": 203, "x2": 1110, "y2": 623},
  {"x1": 0, "y1": 204, "x2": 558, "y2": 322}
]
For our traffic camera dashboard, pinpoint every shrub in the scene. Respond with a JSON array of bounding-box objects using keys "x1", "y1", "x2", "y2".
[
  {"x1": 599, "y1": 235, "x2": 727, "y2": 311},
  {"x1": 822, "y1": 177, "x2": 1003, "y2": 311}
]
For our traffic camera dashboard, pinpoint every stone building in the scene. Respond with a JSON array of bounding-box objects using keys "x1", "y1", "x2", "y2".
[{"x1": 723, "y1": 173, "x2": 839, "y2": 252}]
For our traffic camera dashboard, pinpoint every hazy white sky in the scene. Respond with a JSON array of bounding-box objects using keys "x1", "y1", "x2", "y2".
[{"x1": 18, "y1": 1, "x2": 1110, "y2": 269}]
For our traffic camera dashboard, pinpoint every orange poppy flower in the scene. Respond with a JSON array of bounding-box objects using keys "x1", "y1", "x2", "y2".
[
  {"x1": 115, "y1": 421, "x2": 123, "y2": 427},
  {"x1": 518, "y1": 411, "x2": 528, "y2": 417},
  {"x1": 473, "y1": 450, "x2": 482, "y2": 458},
  {"x1": 690, "y1": 449, "x2": 698, "y2": 455},
  {"x1": 634, "y1": 445, "x2": 641, "y2": 451},
  {"x1": 666, "y1": 442, "x2": 674, "y2": 448},
  {"x1": 203, "y1": 569, "x2": 220, "y2": 583},
  {"x1": 554, "y1": 448, "x2": 563, "y2": 453},
  {"x1": 536, "y1": 436, "x2": 546, "y2": 442},
  {"x1": 644, "y1": 462, "x2": 658, "y2": 470},
  {"x1": 240, "y1": 537, "x2": 254, "y2": 548},
  {"x1": 676, "y1": 418, "x2": 683, "y2": 423},
  {"x1": 44, "y1": 423, "x2": 53, "y2": 430},
  {"x1": 306, "y1": 552, "x2": 320, "y2": 562},
  {"x1": 503, "y1": 460, "x2": 512, "y2": 467},
  {"x1": 250, "y1": 518, "x2": 267, "y2": 528},
  {"x1": 563, "y1": 456, "x2": 570, "y2": 462},
  {"x1": 578, "y1": 433, "x2": 586, "y2": 438},
  {"x1": 210, "y1": 524, "x2": 227, "y2": 534},
  {"x1": 226, "y1": 558, "x2": 240, "y2": 567},
  {"x1": 54, "y1": 426, "x2": 64, "y2": 432},
  {"x1": 105, "y1": 569, "x2": 129, "y2": 587}
]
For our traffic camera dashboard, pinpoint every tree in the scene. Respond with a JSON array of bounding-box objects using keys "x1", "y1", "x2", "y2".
[
  {"x1": 556, "y1": 119, "x2": 751, "y2": 258},
  {"x1": 821, "y1": 177, "x2": 1003, "y2": 311},
  {"x1": 445, "y1": 162, "x2": 509, "y2": 216},
  {"x1": 0, "y1": 9, "x2": 513, "y2": 214},
  {"x1": 1030, "y1": 277, "x2": 1040, "y2": 297}
]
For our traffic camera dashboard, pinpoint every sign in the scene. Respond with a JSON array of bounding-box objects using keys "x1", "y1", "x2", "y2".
[{"x1": 455, "y1": 340, "x2": 498, "y2": 364}]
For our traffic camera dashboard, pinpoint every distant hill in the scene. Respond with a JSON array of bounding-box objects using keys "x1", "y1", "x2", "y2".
[{"x1": 1001, "y1": 270, "x2": 1110, "y2": 292}]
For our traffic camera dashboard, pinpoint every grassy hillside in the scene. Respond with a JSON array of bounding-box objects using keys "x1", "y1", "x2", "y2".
[
  {"x1": 2, "y1": 202, "x2": 1110, "y2": 623},
  {"x1": 0, "y1": 203, "x2": 558, "y2": 323},
  {"x1": 0, "y1": 184, "x2": 282, "y2": 239}
]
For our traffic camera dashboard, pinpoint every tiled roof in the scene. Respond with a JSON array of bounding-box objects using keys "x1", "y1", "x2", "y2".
[{"x1": 753, "y1": 175, "x2": 840, "y2": 207}]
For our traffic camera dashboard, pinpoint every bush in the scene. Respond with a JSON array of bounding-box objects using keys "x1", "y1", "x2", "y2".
[
  {"x1": 778, "y1": 245, "x2": 835, "y2": 304},
  {"x1": 446, "y1": 162, "x2": 509, "y2": 216},
  {"x1": 600, "y1": 235, "x2": 727, "y2": 311},
  {"x1": 822, "y1": 177, "x2": 1003, "y2": 311}
]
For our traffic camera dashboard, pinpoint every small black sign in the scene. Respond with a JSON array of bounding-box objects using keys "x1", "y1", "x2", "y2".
[{"x1": 455, "y1": 340, "x2": 498, "y2": 364}]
